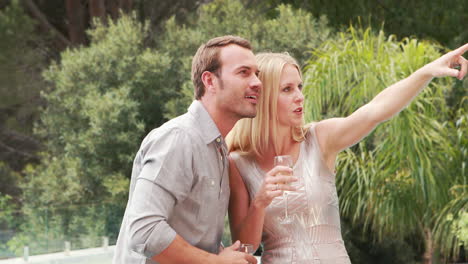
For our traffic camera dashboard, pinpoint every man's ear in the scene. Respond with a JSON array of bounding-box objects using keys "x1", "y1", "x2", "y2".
[{"x1": 201, "y1": 71, "x2": 217, "y2": 94}]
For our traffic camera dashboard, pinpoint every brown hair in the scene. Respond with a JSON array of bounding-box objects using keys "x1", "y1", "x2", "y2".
[{"x1": 192, "y1": 35, "x2": 252, "y2": 100}]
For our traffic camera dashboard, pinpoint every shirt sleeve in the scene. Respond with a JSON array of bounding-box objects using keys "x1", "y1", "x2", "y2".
[{"x1": 127, "y1": 127, "x2": 194, "y2": 258}]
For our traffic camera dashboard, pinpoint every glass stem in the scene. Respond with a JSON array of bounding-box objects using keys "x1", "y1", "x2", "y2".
[{"x1": 284, "y1": 192, "x2": 289, "y2": 219}]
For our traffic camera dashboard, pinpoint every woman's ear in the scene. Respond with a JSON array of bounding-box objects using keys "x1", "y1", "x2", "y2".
[{"x1": 201, "y1": 71, "x2": 217, "y2": 94}]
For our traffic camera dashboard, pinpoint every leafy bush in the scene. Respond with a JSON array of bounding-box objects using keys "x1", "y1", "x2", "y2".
[
  {"x1": 9, "y1": 14, "x2": 173, "y2": 255},
  {"x1": 303, "y1": 26, "x2": 464, "y2": 261},
  {"x1": 159, "y1": 0, "x2": 333, "y2": 118}
]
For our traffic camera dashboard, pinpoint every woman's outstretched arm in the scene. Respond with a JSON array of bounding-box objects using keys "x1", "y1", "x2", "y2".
[{"x1": 315, "y1": 43, "x2": 468, "y2": 168}]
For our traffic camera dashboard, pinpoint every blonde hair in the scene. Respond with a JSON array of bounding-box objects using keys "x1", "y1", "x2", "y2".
[{"x1": 227, "y1": 52, "x2": 310, "y2": 157}]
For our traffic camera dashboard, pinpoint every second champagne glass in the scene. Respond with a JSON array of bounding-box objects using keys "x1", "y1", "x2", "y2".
[
  {"x1": 274, "y1": 155, "x2": 294, "y2": 224},
  {"x1": 238, "y1": 243, "x2": 255, "y2": 254}
]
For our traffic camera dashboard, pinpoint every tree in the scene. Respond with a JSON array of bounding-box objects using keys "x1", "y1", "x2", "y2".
[
  {"x1": 159, "y1": 0, "x2": 333, "y2": 118},
  {"x1": 433, "y1": 95, "x2": 468, "y2": 261},
  {"x1": 7, "y1": 0, "x2": 334, "y2": 255},
  {"x1": 0, "y1": 0, "x2": 47, "y2": 202},
  {"x1": 21, "y1": 0, "x2": 134, "y2": 48},
  {"x1": 0, "y1": 0, "x2": 206, "y2": 178},
  {"x1": 8, "y1": 14, "x2": 173, "y2": 255},
  {"x1": 250, "y1": 0, "x2": 468, "y2": 48},
  {"x1": 0, "y1": 0, "x2": 218, "y2": 186},
  {"x1": 303, "y1": 26, "x2": 466, "y2": 263}
]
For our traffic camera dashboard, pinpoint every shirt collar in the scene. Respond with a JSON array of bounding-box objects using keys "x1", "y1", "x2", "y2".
[{"x1": 188, "y1": 100, "x2": 223, "y2": 145}]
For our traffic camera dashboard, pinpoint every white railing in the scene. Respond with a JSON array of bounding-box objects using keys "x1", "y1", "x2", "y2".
[{"x1": 0, "y1": 244, "x2": 114, "y2": 264}]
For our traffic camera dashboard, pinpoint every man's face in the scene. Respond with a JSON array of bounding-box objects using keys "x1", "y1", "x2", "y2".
[{"x1": 214, "y1": 44, "x2": 262, "y2": 119}]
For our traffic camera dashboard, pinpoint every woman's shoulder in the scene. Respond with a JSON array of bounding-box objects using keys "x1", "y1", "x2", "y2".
[
  {"x1": 229, "y1": 151, "x2": 255, "y2": 168},
  {"x1": 229, "y1": 150, "x2": 244, "y2": 162},
  {"x1": 302, "y1": 121, "x2": 326, "y2": 152},
  {"x1": 303, "y1": 122, "x2": 318, "y2": 141},
  {"x1": 229, "y1": 152, "x2": 261, "y2": 186}
]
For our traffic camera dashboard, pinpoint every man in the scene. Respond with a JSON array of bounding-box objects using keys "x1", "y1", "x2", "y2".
[{"x1": 113, "y1": 36, "x2": 261, "y2": 264}]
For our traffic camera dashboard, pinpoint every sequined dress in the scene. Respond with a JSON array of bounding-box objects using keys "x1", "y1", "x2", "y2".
[{"x1": 230, "y1": 125, "x2": 351, "y2": 264}]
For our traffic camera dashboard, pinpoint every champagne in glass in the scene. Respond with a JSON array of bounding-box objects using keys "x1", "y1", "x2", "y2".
[
  {"x1": 238, "y1": 243, "x2": 255, "y2": 255},
  {"x1": 274, "y1": 155, "x2": 293, "y2": 224}
]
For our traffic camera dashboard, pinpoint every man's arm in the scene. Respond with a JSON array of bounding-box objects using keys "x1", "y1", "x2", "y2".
[
  {"x1": 152, "y1": 235, "x2": 218, "y2": 263},
  {"x1": 153, "y1": 236, "x2": 256, "y2": 264},
  {"x1": 126, "y1": 129, "x2": 193, "y2": 258},
  {"x1": 126, "y1": 129, "x2": 256, "y2": 264}
]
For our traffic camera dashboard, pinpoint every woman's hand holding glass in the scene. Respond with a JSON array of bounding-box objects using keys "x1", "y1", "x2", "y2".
[{"x1": 252, "y1": 165, "x2": 297, "y2": 209}]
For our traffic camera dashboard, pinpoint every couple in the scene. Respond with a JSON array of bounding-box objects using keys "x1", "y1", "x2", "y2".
[{"x1": 113, "y1": 35, "x2": 468, "y2": 264}]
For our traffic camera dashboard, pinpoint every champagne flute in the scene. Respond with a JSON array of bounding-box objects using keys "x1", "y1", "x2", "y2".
[
  {"x1": 238, "y1": 243, "x2": 255, "y2": 255},
  {"x1": 274, "y1": 155, "x2": 294, "y2": 224},
  {"x1": 238, "y1": 244, "x2": 255, "y2": 264}
]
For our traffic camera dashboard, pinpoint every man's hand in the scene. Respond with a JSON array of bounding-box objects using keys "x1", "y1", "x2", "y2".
[{"x1": 217, "y1": 241, "x2": 257, "y2": 264}]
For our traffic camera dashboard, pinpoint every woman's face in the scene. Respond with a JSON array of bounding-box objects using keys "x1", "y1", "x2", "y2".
[{"x1": 276, "y1": 64, "x2": 304, "y2": 128}]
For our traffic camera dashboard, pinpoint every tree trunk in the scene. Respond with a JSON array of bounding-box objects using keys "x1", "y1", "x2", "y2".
[
  {"x1": 89, "y1": 0, "x2": 106, "y2": 23},
  {"x1": 422, "y1": 228, "x2": 434, "y2": 264},
  {"x1": 23, "y1": 0, "x2": 71, "y2": 50},
  {"x1": 65, "y1": 0, "x2": 86, "y2": 45},
  {"x1": 106, "y1": 0, "x2": 119, "y2": 20},
  {"x1": 119, "y1": 0, "x2": 132, "y2": 13}
]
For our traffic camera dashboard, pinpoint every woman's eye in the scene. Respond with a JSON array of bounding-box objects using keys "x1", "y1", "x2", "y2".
[{"x1": 283, "y1": 87, "x2": 290, "y2": 92}]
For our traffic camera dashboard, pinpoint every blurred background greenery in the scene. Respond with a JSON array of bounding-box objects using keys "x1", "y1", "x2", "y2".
[{"x1": 0, "y1": 0, "x2": 466, "y2": 263}]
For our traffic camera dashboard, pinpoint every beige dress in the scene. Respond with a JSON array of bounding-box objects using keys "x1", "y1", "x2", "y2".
[{"x1": 230, "y1": 125, "x2": 351, "y2": 264}]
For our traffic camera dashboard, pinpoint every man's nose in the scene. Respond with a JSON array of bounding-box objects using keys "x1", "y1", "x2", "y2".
[{"x1": 251, "y1": 75, "x2": 262, "y2": 91}]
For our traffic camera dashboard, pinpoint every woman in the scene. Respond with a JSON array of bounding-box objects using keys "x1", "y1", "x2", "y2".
[{"x1": 226, "y1": 45, "x2": 467, "y2": 264}]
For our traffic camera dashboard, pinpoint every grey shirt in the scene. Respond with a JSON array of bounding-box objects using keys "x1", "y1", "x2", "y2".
[{"x1": 113, "y1": 101, "x2": 230, "y2": 264}]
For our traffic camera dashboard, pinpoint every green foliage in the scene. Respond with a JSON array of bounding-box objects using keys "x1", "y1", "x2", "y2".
[
  {"x1": 8, "y1": 0, "x2": 333, "y2": 256},
  {"x1": 0, "y1": 193, "x2": 17, "y2": 228},
  {"x1": 0, "y1": 162, "x2": 21, "y2": 199},
  {"x1": 264, "y1": 0, "x2": 468, "y2": 48},
  {"x1": 159, "y1": 0, "x2": 333, "y2": 118},
  {"x1": 0, "y1": 0, "x2": 46, "y2": 168},
  {"x1": 5, "y1": 204, "x2": 108, "y2": 256},
  {"x1": 433, "y1": 95, "x2": 468, "y2": 258},
  {"x1": 341, "y1": 220, "x2": 420, "y2": 264},
  {"x1": 303, "y1": 26, "x2": 464, "y2": 261},
  {"x1": 9, "y1": 14, "x2": 173, "y2": 255},
  {"x1": 0, "y1": 163, "x2": 21, "y2": 258},
  {"x1": 38, "y1": 13, "x2": 171, "y2": 186},
  {"x1": 4, "y1": 0, "x2": 465, "y2": 260},
  {"x1": 0, "y1": 0, "x2": 34, "y2": 58},
  {"x1": 0, "y1": 0, "x2": 44, "y2": 129}
]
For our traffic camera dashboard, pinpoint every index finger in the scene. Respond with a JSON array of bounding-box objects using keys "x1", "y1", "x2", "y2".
[
  {"x1": 268, "y1": 165, "x2": 293, "y2": 176},
  {"x1": 269, "y1": 175, "x2": 298, "y2": 184},
  {"x1": 452, "y1": 43, "x2": 468, "y2": 56}
]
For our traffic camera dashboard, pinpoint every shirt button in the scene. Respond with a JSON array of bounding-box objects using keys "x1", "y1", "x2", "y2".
[{"x1": 216, "y1": 138, "x2": 221, "y2": 143}]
